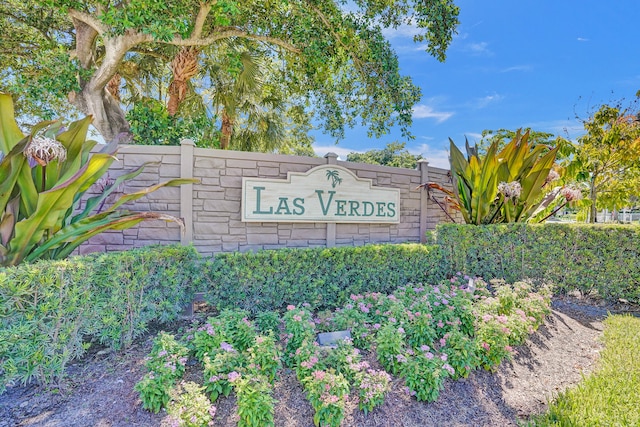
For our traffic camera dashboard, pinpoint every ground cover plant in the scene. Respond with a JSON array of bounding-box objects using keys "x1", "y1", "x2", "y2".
[
  {"x1": 528, "y1": 314, "x2": 640, "y2": 427},
  {"x1": 134, "y1": 275, "x2": 552, "y2": 426}
]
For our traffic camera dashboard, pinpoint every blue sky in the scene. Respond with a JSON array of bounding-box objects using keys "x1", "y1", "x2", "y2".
[{"x1": 313, "y1": 0, "x2": 640, "y2": 168}]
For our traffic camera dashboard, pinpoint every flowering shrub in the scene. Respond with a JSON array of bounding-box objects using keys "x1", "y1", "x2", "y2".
[
  {"x1": 189, "y1": 318, "x2": 226, "y2": 362},
  {"x1": 134, "y1": 332, "x2": 189, "y2": 413},
  {"x1": 375, "y1": 323, "x2": 407, "y2": 375},
  {"x1": 402, "y1": 349, "x2": 452, "y2": 402},
  {"x1": 474, "y1": 280, "x2": 551, "y2": 369},
  {"x1": 233, "y1": 373, "x2": 276, "y2": 427},
  {"x1": 247, "y1": 335, "x2": 281, "y2": 383},
  {"x1": 254, "y1": 311, "x2": 280, "y2": 336},
  {"x1": 440, "y1": 329, "x2": 478, "y2": 379},
  {"x1": 325, "y1": 339, "x2": 391, "y2": 414},
  {"x1": 166, "y1": 381, "x2": 216, "y2": 427},
  {"x1": 134, "y1": 278, "x2": 551, "y2": 422},
  {"x1": 218, "y1": 309, "x2": 257, "y2": 353},
  {"x1": 203, "y1": 347, "x2": 246, "y2": 400},
  {"x1": 302, "y1": 370, "x2": 350, "y2": 427},
  {"x1": 332, "y1": 302, "x2": 372, "y2": 349},
  {"x1": 283, "y1": 305, "x2": 316, "y2": 366}
]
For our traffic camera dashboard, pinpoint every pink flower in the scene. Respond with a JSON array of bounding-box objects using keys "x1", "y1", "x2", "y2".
[
  {"x1": 287, "y1": 305, "x2": 295, "y2": 311},
  {"x1": 227, "y1": 371, "x2": 241, "y2": 383},
  {"x1": 312, "y1": 370, "x2": 326, "y2": 381},
  {"x1": 481, "y1": 342, "x2": 490, "y2": 351}
]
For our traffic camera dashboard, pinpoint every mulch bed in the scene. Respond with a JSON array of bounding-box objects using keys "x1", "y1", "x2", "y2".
[{"x1": 0, "y1": 297, "x2": 622, "y2": 427}]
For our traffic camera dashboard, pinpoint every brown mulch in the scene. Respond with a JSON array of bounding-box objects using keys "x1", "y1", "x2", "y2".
[{"x1": 0, "y1": 298, "x2": 615, "y2": 427}]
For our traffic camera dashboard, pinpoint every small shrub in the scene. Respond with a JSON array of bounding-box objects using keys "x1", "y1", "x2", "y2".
[{"x1": 166, "y1": 381, "x2": 216, "y2": 427}]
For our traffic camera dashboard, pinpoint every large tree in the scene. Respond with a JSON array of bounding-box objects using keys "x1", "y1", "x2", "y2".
[
  {"x1": 0, "y1": 0, "x2": 460, "y2": 142},
  {"x1": 347, "y1": 142, "x2": 423, "y2": 169},
  {"x1": 569, "y1": 99, "x2": 640, "y2": 222}
]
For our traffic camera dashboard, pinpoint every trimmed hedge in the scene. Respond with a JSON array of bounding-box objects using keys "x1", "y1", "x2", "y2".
[
  {"x1": 202, "y1": 244, "x2": 447, "y2": 314},
  {"x1": 0, "y1": 245, "x2": 201, "y2": 391},
  {"x1": 436, "y1": 223, "x2": 640, "y2": 302}
]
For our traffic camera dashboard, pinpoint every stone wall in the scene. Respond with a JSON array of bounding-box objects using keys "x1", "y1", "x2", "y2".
[{"x1": 80, "y1": 141, "x2": 460, "y2": 256}]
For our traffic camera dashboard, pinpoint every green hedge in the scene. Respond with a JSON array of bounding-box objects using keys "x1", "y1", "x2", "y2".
[
  {"x1": 0, "y1": 244, "x2": 202, "y2": 391},
  {"x1": 435, "y1": 223, "x2": 640, "y2": 302},
  {"x1": 202, "y1": 243, "x2": 446, "y2": 314}
]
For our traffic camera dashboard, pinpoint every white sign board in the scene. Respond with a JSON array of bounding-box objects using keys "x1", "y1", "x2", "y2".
[{"x1": 242, "y1": 165, "x2": 400, "y2": 223}]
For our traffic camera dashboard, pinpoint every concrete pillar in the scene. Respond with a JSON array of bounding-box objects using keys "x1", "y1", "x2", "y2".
[
  {"x1": 180, "y1": 139, "x2": 195, "y2": 245},
  {"x1": 418, "y1": 159, "x2": 429, "y2": 243}
]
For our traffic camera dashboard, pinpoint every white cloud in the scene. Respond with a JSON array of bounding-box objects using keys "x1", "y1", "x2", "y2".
[
  {"x1": 522, "y1": 119, "x2": 585, "y2": 139},
  {"x1": 412, "y1": 104, "x2": 454, "y2": 122},
  {"x1": 463, "y1": 41, "x2": 493, "y2": 56},
  {"x1": 577, "y1": 37, "x2": 589, "y2": 42},
  {"x1": 382, "y1": 22, "x2": 419, "y2": 39},
  {"x1": 409, "y1": 143, "x2": 451, "y2": 169},
  {"x1": 501, "y1": 65, "x2": 533, "y2": 73},
  {"x1": 472, "y1": 93, "x2": 503, "y2": 109}
]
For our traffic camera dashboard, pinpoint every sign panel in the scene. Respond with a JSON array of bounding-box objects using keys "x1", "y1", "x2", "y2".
[{"x1": 242, "y1": 165, "x2": 400, "y2": 223}]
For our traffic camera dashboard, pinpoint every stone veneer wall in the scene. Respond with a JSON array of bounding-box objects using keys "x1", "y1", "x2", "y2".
[{"x1": 80, "y1": 140, "x2": 460, "y2": 256}]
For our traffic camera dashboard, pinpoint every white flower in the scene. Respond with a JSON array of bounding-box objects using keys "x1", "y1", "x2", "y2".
[
  {"x1": 24, "y1": 136, "x2": 67, "y2": 166},
  {"x1": 545, "y1": 169, "x2": 560, "y2": 184},
  {"x1": 560, "y1": 186, "x2": 582, "y2": 202},
  {"x1": 497, "y1": 181, "x2": 522, "y2": 200}
]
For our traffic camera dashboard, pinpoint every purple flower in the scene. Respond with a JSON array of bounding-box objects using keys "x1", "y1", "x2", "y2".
[
  {"x1": 227, "y1": 371, "x2": 241, "y2": 383},
  {"x1": 220, "y1": 342, "x2": 234, "y2": 352}
]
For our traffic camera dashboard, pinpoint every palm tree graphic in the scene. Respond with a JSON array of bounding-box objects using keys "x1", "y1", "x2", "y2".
[{"x1": 325, "y1": 169, "x2": 342, "y2": 188}]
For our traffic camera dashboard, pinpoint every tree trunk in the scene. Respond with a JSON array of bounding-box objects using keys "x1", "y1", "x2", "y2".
[
  {"x1": 220, "y1": 110, "x2": 234, "y2": 150},
  {"x1": 71, "y1": 85, "x2": 132, "y2": 143},
  {"x1": 589, "y1": 178, "x2": 597, "y2": 223}
]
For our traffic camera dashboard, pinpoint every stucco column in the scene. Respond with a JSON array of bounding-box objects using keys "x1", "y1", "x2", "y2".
[
  {"x1": 180, "y1": 139, "x2": 195, "y2": 245},
  {"x1": 324, "y1": 152, "x2": 339, "y2": 247},
  {"x1": 418, "y1": 159, "x2": 429, "y2": 243}
]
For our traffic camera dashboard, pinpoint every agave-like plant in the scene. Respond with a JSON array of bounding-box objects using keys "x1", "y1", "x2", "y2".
[
  {"x1": 423, "y1": 130, "x2": 559, "y2": 225},
  {"x1": 0, "y1": 93, "x2": 196, "y2": 266}
]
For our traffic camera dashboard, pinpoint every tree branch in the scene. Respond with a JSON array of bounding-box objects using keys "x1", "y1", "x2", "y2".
[
  {"x1": 159, "y1": 30, "x2": 301, "y2": 54},
  {"x1": 68, "y1": 9, "x2": 108, "y2": 35},
  {"x1": 191, "y1": 2, "x2": 212, "y2": 39}
]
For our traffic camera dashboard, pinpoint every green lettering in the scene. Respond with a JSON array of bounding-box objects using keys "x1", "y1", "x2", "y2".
[
  {"x1": 387, "y1": 202, "x2": 396, "y2": 218},
  {"x1": 348, "y1": 200, "x2": 361, "y2": 216},
  {"x1": 362, "y1": 201, "x2": 374, "y2": 216},
  {"x1": 293, "y1": 198, "x2": 305, "y2": 215},
  {"x1": 335, "y1": 200, "x2": 347, "y2": 216},
  {"x1": 376, "y1": 202, "x2": 386, "y2": 217},
  {"x1": 275, "y1": 197, "x2": 292, "y2": 215},
  {"x1": 252, "y1": 186, "x2": 273, "y2": 214},
  {"x1": 315, "y1": 190, "x2": 336, "y2": 215}
]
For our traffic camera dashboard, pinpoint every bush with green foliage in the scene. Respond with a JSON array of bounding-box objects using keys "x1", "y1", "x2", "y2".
[
  {"x1": 427, "y1": 130, "x2": 559, "y2": 224},
  {"x1": 0, "y1": 244, "x2": 201, "y2": 391},
  {"x1": 436, "y1": 223, "x2": 640, "y2": 302},
  {"x1": 0, "y1": 93, "x2": 195, "y2": 267},
  {"x1": 202, "y1": 244, "x2": 447, "y2": 314}
]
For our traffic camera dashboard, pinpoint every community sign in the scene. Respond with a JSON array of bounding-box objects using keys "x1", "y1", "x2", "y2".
[{"x1": 242, "y1": 165, "x2": 400, "y2": 223}]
